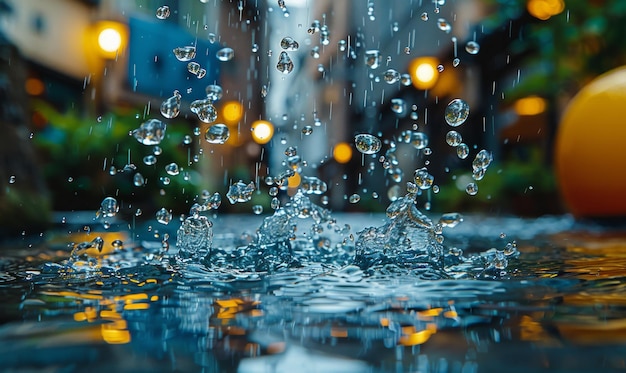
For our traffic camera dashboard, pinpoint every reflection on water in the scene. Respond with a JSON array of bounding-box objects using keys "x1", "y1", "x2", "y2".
[{"x1": 3, "y1": 215, "x2": 626, "y2": 372}]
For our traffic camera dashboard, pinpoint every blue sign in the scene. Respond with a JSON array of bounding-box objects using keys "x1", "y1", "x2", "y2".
[{"x1": 127, "y1": 16, "x2": 220, "y2": 99}]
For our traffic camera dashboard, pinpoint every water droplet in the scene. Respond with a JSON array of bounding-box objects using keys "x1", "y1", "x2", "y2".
[
  {"x1": 437, "y1": 18, "x2": 451, "y2": 33},
  {"x1": 456, "y1": 143, "x2": 470, "y2": 159},
  {"x1": 216, "y1": 47, "x2": 235, "y2": 62},
  {"x1": 187, "y1": 61, "x2": 201, "y2": 75},
  {"x1": 270, "y1": 197, "x2": 280, "y2": 209},
  {"x1": 190, "y1": 99, "x2": 218, "y2": 123},
  {"x1": 284, "y1": 146, "x2": 297, "y2": 156},
  {"x1": 156, "y1": 208, "x2": 173, "y2": 224},
  {"x1": 132, "y1": 119, "x2": 167, "y2": 145},
  {"x1": 465, "y1": 41, "x2": 480, "y2": 55},
  {"x1": 156, "y1": 5, "x2": 170, "y2": 19},
  {"x1": 276, "y1": 51, "x2": 294, "y2": 74},
  {"x1": 301, "y1": 176, "x2": 327, "y2": 195},
  {"x1": 383, "y1": 69, "x2": 400, "y2": 84},
  {"x1": 302, "y1": 125, "x2": 313, "y2": 135},
  {"x1": 226, "y1": 180, "x2": 256, "y2": 204},
  {"x1": 310, "y1": 46, "x2": 321, "y2": 59},
  {"x1": 260, "y1": 85, "x2": 268, "y2": 98},
  {"x1": 251, "y1": 43, "x2": 259, "y2": 53},
  {"x1": 8, "y1": 175, "x2": 16, "y2": 184},
  {"x1": 472, "y1": 149, "x2": 493, "y2": 171},
  {"x1": 208, "y1": 33, "x2": 217, "y2": 44},
  {"x1": 205, "y1": 123, "x2": 230, "y2": 144},
  {"x1": 209, "y1": 192, "x2": 222, "y2": 209},
  {"x1": 404, "y1": 46, "x2": 411, "y2": 55},
  {"x1": 338, "y1": 39, "x2": 347, "y2": 51},
  {"x1": 173, "y1": 46, "x2": 196, "y2": 61},
  {"x1": 354, "y1": 134, "x2": 382, "y2": 154},
  {"x1": 205, "y1": 84, "x2": 223, "y2": 102},
  {"x1": 349, "y1": 193, "x2": 361, "y2": 203},
  {"x1": 133, "y1": 172, "x2": 145, "y2": 187},
  {"x1": 421, "y1": 12, "x2": 428, "y2": 21},
  {"x1": 161, "y1": 176, "x2": 171, "y2": 185},
  {"x1": 400, "y1": 74, "x2": 412, "y2": 86},
  {"x1": 466, "y1": 182, "x2": 478, "y2": 196},
  {"x1": 390, "y1": 98, "x2": 406, "y2": 117},
  {"x1": 99, "y1": 197, "x2": 119, "y2": 218},
  {"x1": 365, "y1": 50, "x2": 382, "y2": 69},
  {"x1": 438, "y1": 212, "x2": 463, "y2": 228},
  {"x1": 444, "y1": 98, "x2": 470, "y2": 127},
  {"x1": 414, "y1": 168, "x2": 434, "y2": 190},
  {"x1": 160, "y1": 91, "x2": 181, "y2": 119},
  {"x1": 452, "y1": 58, "x2": 460, "y2": 67},
  {"x1": 280, "y1": 36, "x2": 299, "y2": 51},
  {"x1": 445, "y1": 130, "x2": 463, "y2": 146},
  {"x1": 252, "y1": 205, "x2": 264, "y2": 215},
  {"x1": 165, "y1": 162, "x2": 180, "y2": 176},
  {"x1": 410, "y1": 132, "x2": 429, "y2": 150}
]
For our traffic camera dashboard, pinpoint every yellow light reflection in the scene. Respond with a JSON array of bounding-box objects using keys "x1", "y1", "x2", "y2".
[
  {"x1": 514, "y1": 96, "x2": 547, "y2": 116},
  {"x1": 222, "y1": 101, "x2": 244, "y2": 123},
  {"x1": 409, "y1": 57, "x2": 439, "y2": 90},
  {"x1": 399, "y1": 329, "x2": 433, "y2": 346},
  {"x1": 251, "y1": 120, "x2": 274, "y2": 144},
  {"x1": 333, "y1": 142, "x2": 352, "y2": 164},
  {"x1": 98, "y1": 28, "x2": 122, "y2": 53},
  {"x1": 287, "y1": 172, "x2": 301, "y2": 188},
  {"x1": 330, "y1": 327, "x2": 348, "y2": 338}
]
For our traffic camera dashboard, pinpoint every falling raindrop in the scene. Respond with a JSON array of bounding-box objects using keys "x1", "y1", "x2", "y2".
[
  {"x1": 133, "y1": 172, "x2": 145, "y2": 186},
  {"x1": 8, "y1": 175, "x2": 16, "y2": 184},
  {"x1": 252, "y1": 205, "x2": 264, "y2": 215},
  {"x1": 226, "y1": 180, "x2": 256, "y2": 204},
  {"x1": 205, "y1": 84, "x2": 223, "y2": 102},
  {"x1": 354, "y1": 134, "x2": 382, "y2": 154},
  {"x1": 132, "y1": 119, "x2": 167, "y2": 145},
  {"x1": 160, "y1": 91, "x2": 181, "y2": 119},
  {"x1": 452, "y1": 58, "x2": 460, "y2": 67},
  {"x1": 421, "y1": 12, "x2": 428, "y2": 21},
  {"x1": 383, "y1": 69, "x2": 400, "y2": 84},
  {"x1": 349, "y1": 194, "x2": 361, "y2": 203},
  {"x1": 456, "y1": 143, "x2": 470, "y2": 159},
  {"x1": 390, "y1": 98, "x2": 406, "y2": 117},
  {"x1": 205, "y1": 123, "x2": 230, "y2": 144},
  {"x1": 208, "y1": 33, "x2": 217, "y2": 44},
  {"x1": 156, "y1": 5, "x2": 170, "y2": 19},
  {"x1": 465, "y1": 41, "x2": 480, "y2": 55},
  {"x1": 302, "y1": 126, "x2": 313, "y2": 135},
  {"x1": 445, "y1": 130, "x2": 463, "y2": 146},
  {"x1": 365, "y1": 50, "x2": 382, "y2": 69},
  {"x1": 216, "y1": 47, "x2": 235, "y2": 62},
  {"x1": 276, "y1": 51, "x2": 294, "y2": 74},
  {"x1": 99, "y1": 197, "x2": 119, "y2": 218},
  {"x1": 173, "y1": 46, "x2": 196, "y2": 61},
  {"x1": 156, "y1": 208, "x2": 173, "y2": 224},
  {"x1": 187, "y1": 62, "x2": 201, "y2": 75},
  {"x1": 437, "y1": 18, "x2": 451, "y2": 33},
  {"x1": 444, "y1": 98, "x2": 470, "y2": 127},
  {"x1": 165, "y1": 162, "x2": 180, "y2": 176},
  {"x1": 466, "y1": 182, "x2": 478, "y2": 196},
  {"x1": 190, "y1": 99, "x2": 218, "y2": 123},
  {"x1": 280, "y1": 36, "x2": 299, "y2": 51}
]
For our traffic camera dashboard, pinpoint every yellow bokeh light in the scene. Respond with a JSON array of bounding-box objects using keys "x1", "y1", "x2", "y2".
[
  {"x1": 527, "y1": 0, "x2": 565, "y2": 20},
  {"x1": 90, "y1": 21, "x2": 127, "y2": 60},
  {"x1": 409, "y1": 57, "x2": 439, "y2": 90},
  {"x1": 222, "y1": 101, "x2": 243, "y2": 123},
  {"x1": 514, "y1": 96, "x2": 547, "y2": 116},
  {"x1": 288, "y1": 172, "x2": 301, "y2": 188},
  {"x1": 333, "y1": 142, "x2": 352, "y2": 164},
  {"x1": 251, "y1": 120, "x2": 274, "y2": 144},
  {"x1": 98, "y1": 28, "x2": 122, "y2": 53}
]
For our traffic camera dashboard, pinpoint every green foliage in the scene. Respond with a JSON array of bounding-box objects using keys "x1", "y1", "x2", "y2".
[
  {"x1": 32, "y1": 100, "x2": 203, "y2": 216},
  {"x1": 491, "y1": 0, "x2": 626, "y2": 100}
]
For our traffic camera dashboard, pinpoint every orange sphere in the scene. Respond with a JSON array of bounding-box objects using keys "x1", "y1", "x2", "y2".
[{"x1": 555, "y1": 66, "x2": 626, "y2": 217}]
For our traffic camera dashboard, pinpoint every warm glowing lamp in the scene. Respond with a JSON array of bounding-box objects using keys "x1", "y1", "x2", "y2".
[
  {"x1": 91, "y1": 21, "x2": 128, "y2": 59},
  {"x1": 409, "y1": 57, "x2": 439, "y2": 90},
  {"x1": 251, "y1": 120, "x2": 274, "y2": 144},
  {"x1": 333, "y1": 142, "x2": 352, "y2": 164}
]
